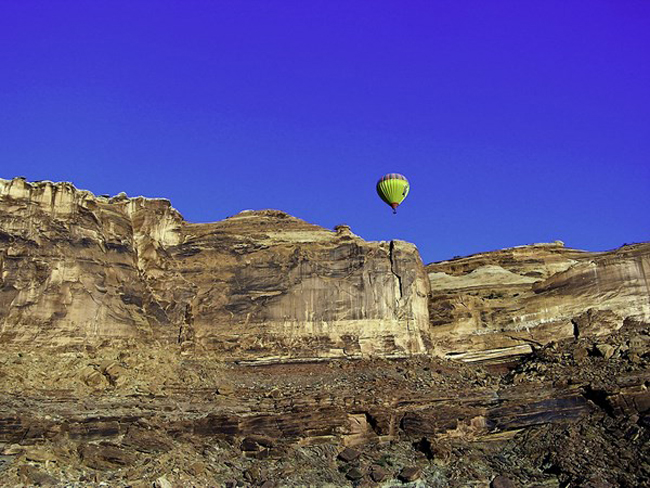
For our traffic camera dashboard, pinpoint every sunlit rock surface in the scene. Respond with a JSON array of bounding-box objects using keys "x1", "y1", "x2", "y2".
[
  {"x1": 0, "y1": 177, "x2": 430, "y2": 359},
  {"x1": 2, "y1": 176, "x2": 648, "y2": 364},
  {"x1": 427, "y1": 241, "x2": 650, "y2": 362}
]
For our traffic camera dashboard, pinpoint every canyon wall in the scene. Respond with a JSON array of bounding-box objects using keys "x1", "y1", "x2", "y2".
[
  {"x1": 0, "y1": 177, "x2": 430, "y2": 359},
  {"x1": 1, "y1": 177, "x2": 648, "y2": 363},
  {"x1": 1, "y1": 177, "x2": 648, "y2": 486},
  {"x1": 427, "y1": 241, "x2": 650, "y2": 362}
]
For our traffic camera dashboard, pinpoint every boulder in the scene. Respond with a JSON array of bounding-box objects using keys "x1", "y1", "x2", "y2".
[
  {"x1": 346, "y1": 467, "x2": 364, "y2": 480},
  {"x1": 369, "y1": 465, "x2": 388, "y2": 482},
  {"x1": 80, "y1": 367, "x2": 108, "y2": 389},
  {"x1": 596, "y1": 344, "x2": 616, "y2": 360},
  {"x1": 398, "y1": 466, "x2": 421, "y2": 482},
  {"x1": 153, "y1": 476, "x2": 173, "y2": 488},
  {"x1": 338, "y1": 447, "x2": 361, "y2": 463},
  {"x1": 491, "y1": 475, "x2": 517, "y2": 488}
]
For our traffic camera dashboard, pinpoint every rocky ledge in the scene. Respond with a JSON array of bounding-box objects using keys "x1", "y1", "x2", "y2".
[
  {"x1": 0, "y1": 320, "x2": 648, "y2": 486},
  {"x1": 428, "y1": 241, "x2": 650, "y2": 363}
]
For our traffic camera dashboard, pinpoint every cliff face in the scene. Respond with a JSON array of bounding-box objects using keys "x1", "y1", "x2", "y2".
[
  {"x1": 0, "y1": 177, "x2": 430, "y2": 359},
  {"x1": 0, "y1": 177, "x2": 649, "y2": 487},
  {"x1": 2, "y1": 176, "x2": 649, "y2": 363},
  {"x1": 3, "y1": 176, "x2": 649, "y2": 364},
  {"x1": 427, "y1": 242, "x2": 650, "y2": 362}
]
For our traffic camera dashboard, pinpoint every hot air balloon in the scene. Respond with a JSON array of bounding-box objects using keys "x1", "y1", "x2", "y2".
[{"x1": 376, "y1": 173, "x2": 410, "y2": 214}]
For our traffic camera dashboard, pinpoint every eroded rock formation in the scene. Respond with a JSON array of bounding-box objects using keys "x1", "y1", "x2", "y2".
[
  {"x1": 0, "y1": 177, "x2": 430, "y2": 359},
  {"x1": 4, "y1": 176, "x2": 648, "y2": 365},
  {"x1": 428, "y1": 242, "x2": 650, "y2": 362},
  {"x1": 0, "y1": 177, "x2": 648, "y2": 487}
]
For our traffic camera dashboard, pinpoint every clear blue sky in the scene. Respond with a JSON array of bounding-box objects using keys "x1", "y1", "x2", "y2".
[{"x1": 1, "y1": 1, "x2": 648, "y2": 263}]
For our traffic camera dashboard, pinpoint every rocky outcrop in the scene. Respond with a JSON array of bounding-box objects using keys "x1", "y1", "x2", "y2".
[
  {"x1": 0, "y1": 177, "x2": 430, "y2": 359},
  {"x1": 2, "y1": 176, "x2": 649, "y2": 365},
  {"x1": 2, "y1": 175, "x2": 648, "y2": 365},
  {"x1": 0, "y1": 177, "x2": 649, "y2": 487},
  {"x1": 1, "y1": 322, "x2": 648, "y2": 486},
  {"x1": 427, "y1": 242, "x2": 650, "y2": 362}
]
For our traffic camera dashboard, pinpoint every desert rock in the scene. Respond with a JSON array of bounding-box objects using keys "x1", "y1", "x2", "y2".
[
  {"x1": 0, "y1": 177, "x2": 430, "y2": 360},
  {"x1": 0, "y1": 178, "x2": 648, "y2": 487},
  {"x1": 427, "y1": 242, "x2": 650, "y2": 362}
]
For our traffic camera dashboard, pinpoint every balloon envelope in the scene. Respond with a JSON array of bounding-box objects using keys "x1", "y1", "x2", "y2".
[{"x1": 376, "y1": 173, "x2": 410, "y2": 213}]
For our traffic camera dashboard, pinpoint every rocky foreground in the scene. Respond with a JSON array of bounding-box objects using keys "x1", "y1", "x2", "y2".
[
  {"x1": 1, "y1": 324, "x2": 649, "y2": 487},
  {"x1": 0, "y1": 178, "x2": 649, "y2": 487}
]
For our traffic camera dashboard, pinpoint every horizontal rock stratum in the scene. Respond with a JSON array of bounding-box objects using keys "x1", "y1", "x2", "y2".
[{"x1": 428, "y1": 240, "x2": 650, "y2": 362}]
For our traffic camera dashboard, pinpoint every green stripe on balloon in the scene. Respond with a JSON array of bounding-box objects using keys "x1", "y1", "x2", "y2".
[{"x1": 376, "y1": 174, "x2": 410, "y2": 214}]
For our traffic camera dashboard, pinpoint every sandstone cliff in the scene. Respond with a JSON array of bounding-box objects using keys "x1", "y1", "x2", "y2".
[
  {"x1": 427, "y1": 242, "x2": 650, "y2": 363},
  {"x1": 2, "y1": 176, "x2": 649, "y2": 363},
  {"x1": 0, "y1": 177, "x2": 430, "y2": 359}
]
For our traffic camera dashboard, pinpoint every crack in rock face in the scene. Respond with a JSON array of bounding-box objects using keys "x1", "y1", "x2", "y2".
[{"x1": 389, "y1": 240, "x2": 404, "y2": 300}]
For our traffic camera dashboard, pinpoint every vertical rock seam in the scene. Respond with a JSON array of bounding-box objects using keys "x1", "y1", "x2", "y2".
[{"x1": 389, "y1": 240, "x2": 403, "y2": 300}]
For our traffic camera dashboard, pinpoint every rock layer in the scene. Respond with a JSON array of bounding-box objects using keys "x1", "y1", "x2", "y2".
[
  {"x1": 0, "y1": 177, "x2": 430, "y2": 359},
  {"x1": 0, "y1": 322, "x2": 648, "y2": 486},
  {"x1": 427, "y1": 242, "x2": 650, "y2": 362},
  {"x1": 2, "y1": 176, "x2": 649, "y2": 365}
]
